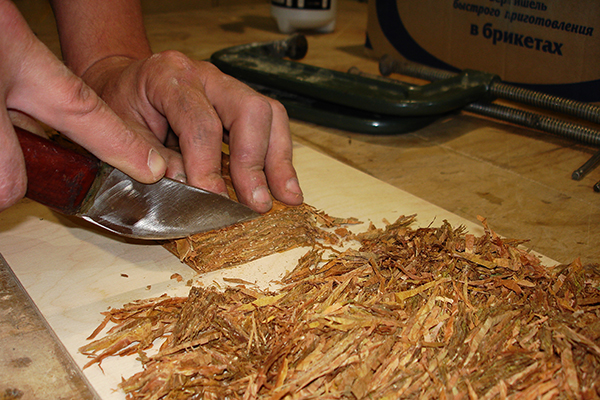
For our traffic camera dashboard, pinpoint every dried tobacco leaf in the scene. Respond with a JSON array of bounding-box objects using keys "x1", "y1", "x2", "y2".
[
  {"x1": 82, "y1": 214, "x2": 600, "y2": 400},
  {"x1": 163, "y1": 201, "x2": 358, "y2": 273},
  {"x1": 79, "y1": 295, "x2": 187, "y2": 369},
  {"x1": 162, "y1": 153, "x2": 359, "y2": 273},
  {"x1": 84, "y1": 153, "x2": 600, "y2": 398}
]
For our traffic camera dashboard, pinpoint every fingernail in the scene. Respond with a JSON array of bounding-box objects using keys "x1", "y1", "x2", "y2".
[
  {"x1": 147, "y1": 148, "x2": 166, "y2": 180},
  {"x1": 286, "y1": 177, "x2": 303, "y2": 197},
  {"x1": 252, "y1": 185, "x2": 272, "y2": 206},
  {"x1": 173, "y1": 173, "x2": 187, "y2": 184}
]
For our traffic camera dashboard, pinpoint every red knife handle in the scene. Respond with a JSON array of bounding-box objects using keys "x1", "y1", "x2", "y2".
[{"x1": 15, "y1": 127, "x2": 101, "y2": 215}]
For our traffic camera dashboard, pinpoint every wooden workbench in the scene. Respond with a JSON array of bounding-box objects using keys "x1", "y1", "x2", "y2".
[
  {"x1": 4, "y1": 0, "x2": 599, "y2": 398},
  {"x1": 19, "y1": 0, "x2": 600, "y2": 265},
  {"x1": 144, "y1": 0, "x2": 598, "y2": 267}
]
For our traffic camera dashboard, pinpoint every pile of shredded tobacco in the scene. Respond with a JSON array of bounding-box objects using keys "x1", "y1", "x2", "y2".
[{"x1": 80, "y1": 211, "x2": 600, "y2": 399}]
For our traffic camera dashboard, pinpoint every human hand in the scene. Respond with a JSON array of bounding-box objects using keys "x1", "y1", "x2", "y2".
[
  {"x1": 0, "y1": 0, "x2": 167, "y2": 212},
  {"x1": 81, "y1": 53, "x2": 304, "y2": 213}
]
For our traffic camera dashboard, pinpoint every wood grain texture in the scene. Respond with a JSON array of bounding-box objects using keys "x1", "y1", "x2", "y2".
[
  {"x1": 0, "y1": 255, "x2": 99, "y2": 400},
  {"x1": 123, "y1": 0, "x2": 598, "y2": 264}
]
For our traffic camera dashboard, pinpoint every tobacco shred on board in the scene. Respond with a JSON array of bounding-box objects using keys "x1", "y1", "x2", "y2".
[
  {"x1": 162, "y1": 155, "x2": 360, "y2": 274},
  {"x1": 80, "y1": 157, "x2": 600, "y2": 400},
  {"x1": 162, "y1": 201, "x2": 357, "y2": 274},
  {"x1": 80, "y1": 207, "x2": 600, "y2": 399}
]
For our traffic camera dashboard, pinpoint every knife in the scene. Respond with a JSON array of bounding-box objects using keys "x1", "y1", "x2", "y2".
[{"x1": 15, "y1": 126, "x2": 259, "y2": 240}]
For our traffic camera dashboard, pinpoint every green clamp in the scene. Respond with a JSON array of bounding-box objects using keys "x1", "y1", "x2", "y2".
[{"x1": 211, "y1": 34, "x2": 498, "y2": 117}]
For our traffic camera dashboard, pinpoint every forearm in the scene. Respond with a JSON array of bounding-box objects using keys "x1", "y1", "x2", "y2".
[{"x1": 49, "y1": 0, "x2": 152, "y2": 77}]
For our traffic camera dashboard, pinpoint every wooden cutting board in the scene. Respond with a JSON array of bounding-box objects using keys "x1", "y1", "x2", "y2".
[{"x1": 0, "y1": 143, "x2": 555, "y2": 399}]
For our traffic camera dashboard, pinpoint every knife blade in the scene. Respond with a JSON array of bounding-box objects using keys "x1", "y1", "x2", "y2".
[{"x1": 15, "y1": 126, "x2": 259, "y2": 240}]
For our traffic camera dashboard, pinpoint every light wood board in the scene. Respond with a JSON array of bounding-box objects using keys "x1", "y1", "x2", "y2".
[{"x1": 0, "y1": 144, "x2": 555, "y2": 399}]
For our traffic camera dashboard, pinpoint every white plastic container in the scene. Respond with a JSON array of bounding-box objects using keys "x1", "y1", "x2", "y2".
[{"x1": 271, "y1": 0, "x2": 337, "y2": 34}]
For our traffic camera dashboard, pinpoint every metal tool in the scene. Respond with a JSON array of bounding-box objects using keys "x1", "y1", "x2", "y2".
[
  {"x1": 17, "y1": 127, "x2": 259, "y2": 240},
  {"x1": 379, "y1": 54, "x2": 600, "y2": 126},
  {"x1": 350, "y1": 65, "x2": 600, "y2": 150},
  {"x1": 379, "y1": 55, "x2": 600, "y2": 188},
  {"x1": 378, "y1": 55, "x2": 600, "y2": 146},
  {"x1": 212, "y1": 35, "x2": 600, "y2": 140},
  {"x1": 572, "y1": 149, "x2": 600, "y2": 180},
  {"x1": 211, "y1": 34, "x2": 496, "y2": 117},
  {"x1": 211, "y1": 35, "x2": 600, "y2": 190},
  {"x1": 243, "y1": 80, "x2": 439, "y2": 134}
]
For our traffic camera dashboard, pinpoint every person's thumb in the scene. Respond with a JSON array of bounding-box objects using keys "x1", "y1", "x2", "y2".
[
  {"x1": 4, "y1": 5, "x2": 166, "y2": 184},
  {"x1": 11, "y1": 58, "x2": 167, "y2": 183}
]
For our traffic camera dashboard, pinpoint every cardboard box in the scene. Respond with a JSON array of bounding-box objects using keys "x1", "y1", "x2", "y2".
[{"x1": 366, "y1": 0, "x2": 600, "y2": 102}]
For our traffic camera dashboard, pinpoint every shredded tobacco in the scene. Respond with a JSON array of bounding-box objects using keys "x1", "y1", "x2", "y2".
[
  {"x1": 162, "y1": 154, "x2": 360, "y2": 274},
  {"x1": 162, "y1": 201, "x2": 359, "y2": 273},
  {"x1": 80, "y1": 212, "x2": 600, "y2": 399}
]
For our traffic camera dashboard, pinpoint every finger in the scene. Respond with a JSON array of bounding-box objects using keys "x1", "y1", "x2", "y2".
[
  {"x1": 143, "y1": 52, "x2": 228, "y2": 196},
  {"x1": 262, "y1": 99, "x2": 303, "y2": 206},
  {"x1": 124, "y1": 119, "x2": 187, "y2": 184},
  {"x1": 168, "y1": 91, "x2": 226, "y2": 194},
  {"x1": 202, "y1": 66, "x2": 296, "y2": 211},
  {"x1": 226, "y1": 94, "x2": 274, "y2": 213},
  {"x1": 156, "y1": 145, "x2": 187, "y2": 183},
  {"x1": 0, "y1": 112, "x2": 27, "y2": 212},
  {"x1": 13, "y1": 69, "x2": 167, "y2": 184},
  {"x1": 5, "y1": 13, "x2": 167, "y2": 184}
]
